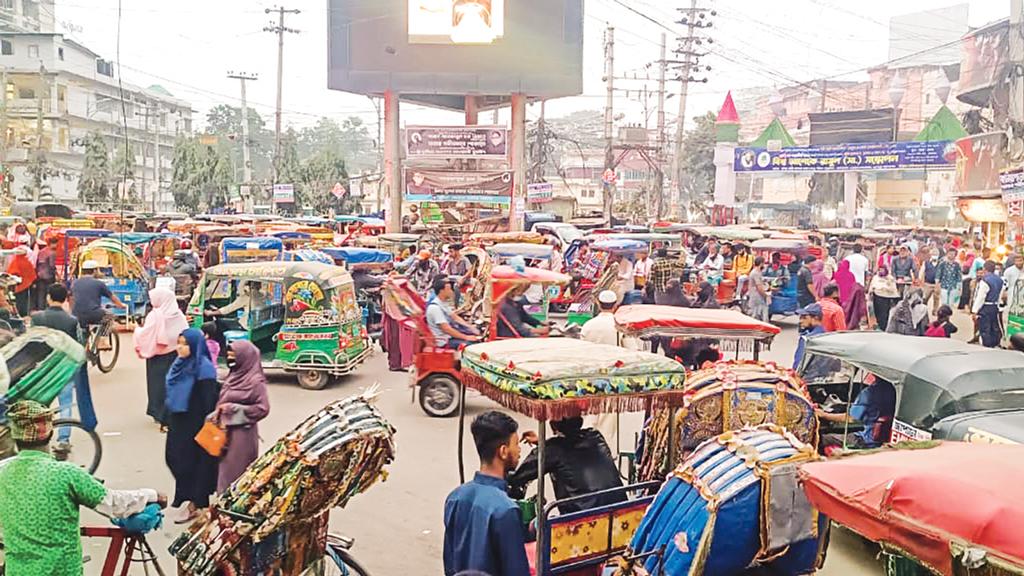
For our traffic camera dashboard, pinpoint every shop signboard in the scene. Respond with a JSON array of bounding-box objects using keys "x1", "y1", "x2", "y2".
[
  {"x1": 273, "y1": 184, "x2": 295, "y2": 204},
  {"x1": 404, "y1": 169, "x2": 513, "y2": 204},
  {"x1": 1000, "y1": 168, "x2": 1024, "y2": 203},
  {"x1": 955, "y1": 132, "x2": 1006, "y2": 195},
  {"x1": 527, "y1": 182, "x2": 553, "y2": 203},
  {"x1": 734, "y1": 140, "x2": 956, "y2": 173},
  {"x1": 405, "y1": 126, "x2": 508, "y2": 160}
]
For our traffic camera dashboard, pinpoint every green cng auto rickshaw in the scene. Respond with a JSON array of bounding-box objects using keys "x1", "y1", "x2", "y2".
[{"x1": 188, "y1": 262, "x2": 371, "y2": 390}]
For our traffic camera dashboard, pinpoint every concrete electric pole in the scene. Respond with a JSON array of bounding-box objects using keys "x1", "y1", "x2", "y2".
[
  {"x1": 655, "y1": 33, "x2": 668, "y2": 219},
  {"x1": 264, "y1": 6, "x2": 299, "y2": 184},
  {"x1": 603, "y1": 25, "x2": 615, "y2": 226},
  {"x1": 1010, "y1": 0, "x2": 1024, "y2": 125},
  {"x1": 228, "y1": 71, "x2": 257, "y2": 208},
  {"x1": 670, "y1": 0, "x2": 714, "y2": 216}
]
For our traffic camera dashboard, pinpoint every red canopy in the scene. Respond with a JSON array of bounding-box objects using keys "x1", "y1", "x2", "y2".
[
  {"x1": 800, "y1": 443, "x2": 1024, "y2": 576},
  {"x1": 490, "y1": 265, "x2": 571, "y2": 285},
  {"x1": 614, "y1": 305, "x2": 780, "y2": 340}
]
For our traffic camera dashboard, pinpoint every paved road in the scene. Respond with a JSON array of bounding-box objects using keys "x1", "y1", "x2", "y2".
[{"x1": 78, "y1": 318, "x2": 887, "y2": 575}]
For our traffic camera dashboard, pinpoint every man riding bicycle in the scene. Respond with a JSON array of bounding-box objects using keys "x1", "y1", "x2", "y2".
[
  {"x1": 0, "y1": 400, "x2": 165, "y2": 576},
  {"x1": 71, "y1": 260, "x2": 126, "y2": 330}
]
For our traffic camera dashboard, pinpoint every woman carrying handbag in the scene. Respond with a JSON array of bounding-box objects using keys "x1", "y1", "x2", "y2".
[{"x1": 212, "y1": 340, "x2": 270, "y2": 493}]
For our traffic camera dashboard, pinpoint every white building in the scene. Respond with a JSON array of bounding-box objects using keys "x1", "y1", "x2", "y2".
[
  {"x1": 0, "y1": 31, "x2": 192, "y2": 210},
  {"x1": 0, "y1": 0, "x2": 55, "y2": 34}
]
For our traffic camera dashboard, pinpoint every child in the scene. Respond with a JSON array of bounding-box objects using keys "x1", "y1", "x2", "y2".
[
  {"x1": 202, "y1": 321, "x2": 223, "y2": 360},
  {"x1": 925, "y1": 305, "x2": 958, "y2": 338}
]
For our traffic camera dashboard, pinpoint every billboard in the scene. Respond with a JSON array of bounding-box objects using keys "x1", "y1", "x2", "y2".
[
  {"x1": 409, "y1": 0, "x2": 505, "y2": 45},
  {"x1": 273, "y1": 184, "x2": 295, "y2": 204},
  {"x1": 329, "y1": 0, "x2": 584, "y2": 108},
  {"x1": 808, "y1": 109, "x2": 895, "y2": 146},
  {"x1": 404, "y1": 169, "x2": 513, "y2": 204},
  {"x1": 734, "y1": 141, "x2": 956, "y2": 173},
  {"x1": 958, "y1": 19, "x2": 1009, "y2": 107},
  {"x1": 955, "y1": 132, "x2": 1006, "y2": 196},
  {"x1": 406, "y1": 126, "x2": 508, "y2": 159}
]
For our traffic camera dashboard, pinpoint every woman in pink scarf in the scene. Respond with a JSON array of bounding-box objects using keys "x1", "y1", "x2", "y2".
[
  {"x1": 810, "y1": 259, "x2": 828, "y2": 298},
  {"x1": 134, "y1": 287, "x2": 190, "y2": 427},
  {"x1": 834, "y1": 260, "x2": 866, "y2": 329},
  {"x1": 213, "y1": 340, "x2": 270, "y2": 492}
]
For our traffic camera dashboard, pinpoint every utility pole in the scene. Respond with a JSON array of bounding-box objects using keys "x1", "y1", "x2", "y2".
[
  {"x1": 670, "y1": 0, "x2": 714, "y2": 215},
  {"x1": 603, "y1": 25, "x2": 615, "y2": 226},
  {"x1": 264, "y1": 6, "x2": 299, "y2": 183},
  {"x1": 1010, "y1": 0, "x2": 1024, "y2": 125},
  {"x1": 152, "y1": 105, "x2": 161, "y2": 212},
  {"x1": 141, "y1": 104, "x2": 148, "y2": 207},
  {"x1": 228, "y1": 71, "x2": 257, "y2": 208},
  {"x1": 34, "y1": 63, "x2": 46, "y2": 201},
  {"x1": 655, "y1": 32, "x2": 668, "y2": 219}
]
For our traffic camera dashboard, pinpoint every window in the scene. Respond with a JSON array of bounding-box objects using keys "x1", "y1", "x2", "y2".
[
  {"x1": 925, "y1": 94, "x2": 931, "y2": 105},
  {"x1": 57, "y1": 47, "x2": 64, "y2": 60},
  {"x1": 27, "y1": 45, "x2": 37, "y2": 58},
  {"x1": 17, "y1": 87, "x2": 34, "y2": 99},
  {"x1": 1, "y1": 40, "x2": 12, "y2": 56},
  {"x1": 96, "y1": 59, "x2": 114, "y2": 77}
]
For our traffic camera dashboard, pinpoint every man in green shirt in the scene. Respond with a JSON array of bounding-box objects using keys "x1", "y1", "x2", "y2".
[{"x1": 0, "y1": 401, "x2": 165, "y2": 576}]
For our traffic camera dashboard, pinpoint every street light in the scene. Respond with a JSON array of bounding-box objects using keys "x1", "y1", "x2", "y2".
[{"x1": 888, "y1": 74, "x2": 906, "y2": 142}]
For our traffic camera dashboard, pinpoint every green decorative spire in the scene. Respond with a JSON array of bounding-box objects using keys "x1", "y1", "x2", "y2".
[
  {"x1": 750, "y1": 117, "x2": 797, "y2": 148},
  {"x1": 913, "y1": 105, "x2": 967, "y2": 142}
]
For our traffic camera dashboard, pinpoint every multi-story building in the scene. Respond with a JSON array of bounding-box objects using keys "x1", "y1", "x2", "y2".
[
  {"x1": 0, "y1": 0, "x2": 55, "y2": 34},
  {"x1": 0, "y1": 31, "x2": 192, "y2": 209}
]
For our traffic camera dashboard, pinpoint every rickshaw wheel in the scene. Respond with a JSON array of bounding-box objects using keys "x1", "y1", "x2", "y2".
[
  {"x1": 418, "y1": 374, "x2": 460, "y2": 418},
  {"x1": 296, "y1": 369, "x2": 330, "y2": 390}
]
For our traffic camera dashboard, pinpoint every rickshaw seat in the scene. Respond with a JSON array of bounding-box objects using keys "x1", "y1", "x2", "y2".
[{"x1": 536, "y1": 486, "x2": 657, "y2": 576}]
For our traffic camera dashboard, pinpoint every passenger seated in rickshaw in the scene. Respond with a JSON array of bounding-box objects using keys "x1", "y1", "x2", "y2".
[
  {"x1": 817, "y1": 372, "x2": 896, "y2": 451},
  {"x1": 426, "y1": 277, "x2": 481, "y2": 349},
  {"x1": 763, "y1": 251, "x2": 790, "y2": 288},
  {"x1": 697, "y1": 244, "x2": 724, "y2": 286},
  {"x1": 495, "y1": 285, "x2": 549, "y2": 339},
  {"x1": 507, "y1": 417, "x2": 625, "y2": 515}
]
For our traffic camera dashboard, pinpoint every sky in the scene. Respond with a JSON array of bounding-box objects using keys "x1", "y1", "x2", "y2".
[{"x1": 51, "y1": 0, "x2": 1010, "y2": 133}]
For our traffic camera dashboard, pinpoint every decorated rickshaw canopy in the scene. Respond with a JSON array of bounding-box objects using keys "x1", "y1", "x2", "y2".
[
  {"x1": 469, "y1": 231, "x2": 545, "y2": 245},
  {"x1": 107, "y1": 231, "x2": 181, "y2": 245},
  {"x1": 202, "y1": 261, "x2": 354, "y2": 288},
  {"x1": 751, "y1": 238, "x2": 810, "y2": 251},
  {"x1": 614, "y1": 305, "x2": 780, "y2": 341},
  {"x1": 376, "y1": 233, "x2": 421, "y2": 244},
  {"x1": 460, "y1": 338, "x2": 689, "y2": 421},
  {"x1": 590, "y1": 238, "x2": 648, "y2": 253},
  {"x1": 486, "y1": 243, "x2": 554, "y2": 261},
  {"x1": 800, "y1": 442, "x2": 1024, "y2": 576},
  {"x1": 692, "y1": 226, "x2": 770, "y2": 242},
  {"x1": 76, "y1": 238, "x2": 148, "y2": 279}
]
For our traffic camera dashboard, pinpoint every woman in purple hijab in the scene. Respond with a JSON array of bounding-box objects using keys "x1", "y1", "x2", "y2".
[{"x1": 213, "y1": 340, "x2": 271, "y2": 492}]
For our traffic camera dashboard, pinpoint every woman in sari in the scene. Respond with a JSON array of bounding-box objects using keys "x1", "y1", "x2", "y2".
[
  {"x1": 834, "y1": 260, "x2": 866, "y2": 329},
  {"x1": 810, "y1": 259, "x2": 828, "y2": 298},
  {"x1": 165, "y1": 328, "x2": 219, "y2": 523},
  {"x1": 134, "y1": 287, "x2": 190, "y2": 428},
  {"x1": 213, "y1": 340, "x2": 270, "y2": 492}
]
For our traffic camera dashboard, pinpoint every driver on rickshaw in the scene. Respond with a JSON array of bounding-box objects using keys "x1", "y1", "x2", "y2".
[
  {"x1": 507, "y1": 416, "x2": 625, "y2": 515},
  {"x1": 816, "y1": 372, "x2": 896, "y2": 451},
  {"x1": 698, "y1": 243, "x2": 724, "y2": 286},
  {"x1": 495, "y1": 284, "x2": 549, "y2": 339},
  {"x1": 71, "y1": 260, "x2": 127, "y2": 330},
  {"x1": 210, "y1": 281, "x2": 270, "y2": 331},
  {"x1": 426, "y1": 277, "x2": 481, "y2": 349}
]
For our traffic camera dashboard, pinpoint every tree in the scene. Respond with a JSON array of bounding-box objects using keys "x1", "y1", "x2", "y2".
[
  {"x1": 677, "y1": 112, "x2": 717, "y2": 218},
  {"x1": 111, "y1": 143, "x2": 138, "y2": 207},
  {"x1": 274, "y1": 128, "x2": 304, "y2": 212},
  {"x1": 300, "y1": 148, "x2": 349, "y2": 215},
  {"x1": 22, "y1": 150, "x2": 57, "y2": 201},
  {"x1": 78, "y1": 132, "x2": 111, "y2": 207},
  {"x1": 298, "y1": 116, "x2": 375, "y2": 173},
  {"x1": 204, "y1": 104, "x2": 274, "y2": 183},
  {"x1": 169, "y1": 137, "x2": 234, "y2": 212}
]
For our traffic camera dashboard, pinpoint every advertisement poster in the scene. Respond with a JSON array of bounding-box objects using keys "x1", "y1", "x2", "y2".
[
  {"x1": 527, "y1": 182, "x2": 554, "y2": 203},
  {"x1": 406, "y1": 126, "x2": 508, "y2": 160},
  {"x1": 734, "y1": 141, "x2": 956, "y2": 173},
  {"x1": 407, "y1": 0, "x2": 505, "y2": 44},
  {"x1": 955, "y1": 132, "x2": 1006, "y2": 195},
  {"x1": 1001, "y1": 168, "x2": 1024, "y2": 203},
  {"x1": 273, "y1": 183, "x2": 295, "y2": 204},
  {"x1": 404, "y1": 169, "x2": 513, "y2": 204}
]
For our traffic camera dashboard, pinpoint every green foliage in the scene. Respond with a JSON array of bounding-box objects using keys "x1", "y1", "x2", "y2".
[
  {"x1": 296, "y1": 116, "x2": 375, "y2": 173},
  {"x1": 677, "y1": 111, "x2": 717, "y2": 212},
  {"x1": 170, "y1": 137, "x2": 233, "y2": 212},
  {"x1": 301, "y1": 148, "x2": 349, "y2": 215},
  {"x1": 111, "y1": 143, "x2": 138, "y2": 206},
  {"x1": 204, "y1": 104, "x2": 274, "y2": 182},
  {"x1": 22, "y1": 149, "x2": 57, "y2": 201},
  {"x1": 78, "y1": 132, "x2": 110, "y2": 207}
]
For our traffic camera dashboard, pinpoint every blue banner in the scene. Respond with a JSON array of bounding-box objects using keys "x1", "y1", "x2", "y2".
[{"x1": 734, "y1": 140, "x2": 957, "y2": 173}]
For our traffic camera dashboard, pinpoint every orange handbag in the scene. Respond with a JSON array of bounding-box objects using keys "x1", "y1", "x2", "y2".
[{"x1": 195, "y1": 420, "x2": 227, "y2": 457}]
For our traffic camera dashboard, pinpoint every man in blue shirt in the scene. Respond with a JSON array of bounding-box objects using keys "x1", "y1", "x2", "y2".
[
  {"x1": 444, "y1": 411, "x2": 530, "y2": 576},
  {"x1": 818, "y1": 373, "x2": 897, "y2": 450}
]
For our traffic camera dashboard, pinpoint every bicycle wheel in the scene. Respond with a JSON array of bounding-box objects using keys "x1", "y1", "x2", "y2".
[
  {"x1": 96, "y1": 330, "x2": 120, "y2": 373},
  {"x1": 51, "y1": 419, "x2": 102, "y2": 474},
  {"x1": 324, "y1": 545, "x2": 371, "y2": 576}
]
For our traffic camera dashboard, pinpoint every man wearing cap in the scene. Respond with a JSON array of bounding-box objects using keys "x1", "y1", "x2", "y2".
[
  {"x1": 71, "y1": 259, "x2": 126, "y2": 330},
  {"x1": 0, "y1": 400, "x2": 165, "y2": 576},
  {"x1": 406, "y1": 249, "x2": 440, "y2": 296},
  {"x1": 580, "y1": 290, "x2": 628, "y2": 348},
  {"x1": 445, "y1": 243, "x2": 473, "y2": 306},
  {"x1": 792, "y1": 303, "x2": 840, "y2": 381}
]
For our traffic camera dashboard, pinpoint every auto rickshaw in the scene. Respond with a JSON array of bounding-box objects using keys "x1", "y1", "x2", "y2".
[
  {"x1": 368, "y1": 232, "x2": 420, "y2": 257},
  {"x1": 281, "y1": 248, "x2": 335, "y2": 265},
  {"x1": 47, "y1": 227, "x2": 112, "y2": 282},
  {"x1": 751, "y1": 237, "x2": 810, "y2": 318},
  {"x1": 73, "y1": 237, "x2": 153, "y2": 321},
  {"x1": 486, "y1": 242, "x2": 554, "y2": 266},
  {"x1": 267, "y1": 231, "x2": 313, "y2": 251},
  {"x1": 457, "y1": 338, "x2": 690, "y2": 576},
  {"x1": 188, "y1": 261, "x2": 371, "y2": 390},
  {"x1": 801, "y1": 442, "x2": 1024, "y2": 576},
  {"x1": 219, "y1": 237, "x2": 285, "y2": 264},
  {"x1": 560, "y1": 238, "x2": 648, "y2": 325},
  {"x1": 799, "y1": 331, "x2": 1024, "y2": 445}
]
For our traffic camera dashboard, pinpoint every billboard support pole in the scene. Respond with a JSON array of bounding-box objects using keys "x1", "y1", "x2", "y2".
[
  {"x1": 384, "y1": 90, "x2": 402, "y2": 232},
  {"x1": 510, "y1": 93, "x2": 527, "y2": 231},
  {"x1": 843, "y1": 171, "x2": 858, "y2": 227},
  {"x1": 465, "y1": 96, "x2": 478, "y2": 126}
]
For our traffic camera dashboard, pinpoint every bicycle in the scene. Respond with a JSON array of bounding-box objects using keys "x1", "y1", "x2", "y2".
[
  {"x1": 324, "y1": 534, "x2": 371, "y2": 576},
  {"x1": 51, "y1": 418, "x2": 103, "y2": 474},
  {"x1": 86, "y1": 315, "x2": 120, "y2": 373}
]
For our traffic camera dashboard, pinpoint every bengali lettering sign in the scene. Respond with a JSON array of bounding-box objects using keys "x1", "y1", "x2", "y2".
[
  {"x1": 734, "y1": 141, "x2": 956, "y2": 173},
  {"x1": 406, "y1": 125, "x2": 508, "y2": 160},
  {"x1": 404, "y1": 169, "x2": 513, "y2": 204}
]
